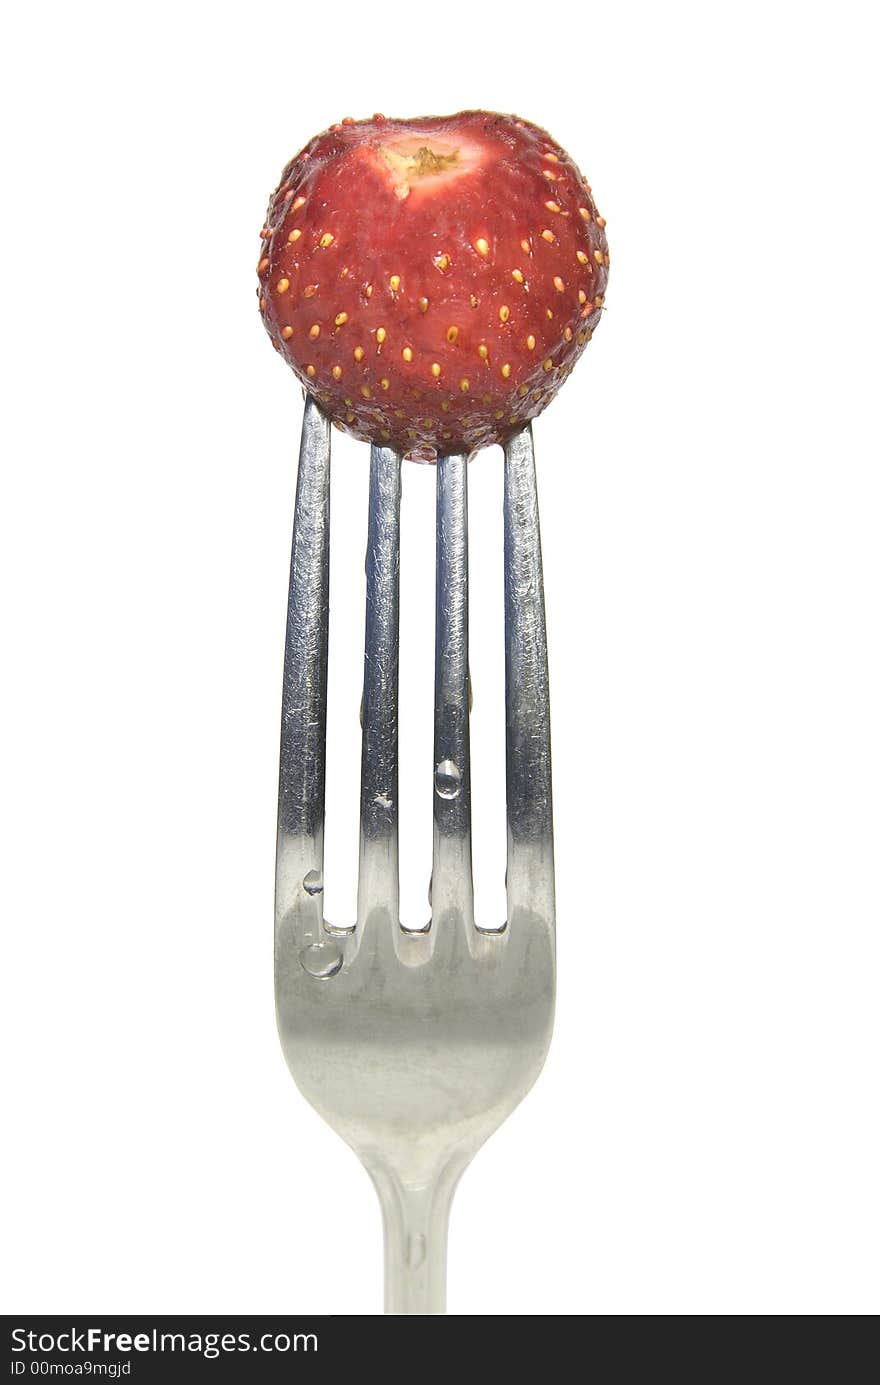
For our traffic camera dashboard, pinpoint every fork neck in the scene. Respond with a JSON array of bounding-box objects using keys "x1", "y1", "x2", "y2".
[{"x1": 366, "y1": 1159, "x2": 464, "y2": 1315}]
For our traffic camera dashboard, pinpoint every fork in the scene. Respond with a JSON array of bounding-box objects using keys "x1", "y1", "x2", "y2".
[{"x1": 274, "y1": 395, "x2": 556, "y2": 1315}]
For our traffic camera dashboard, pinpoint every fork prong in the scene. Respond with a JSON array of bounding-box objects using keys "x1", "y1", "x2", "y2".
[
  {"x1": 357, "y1": 443, "x2": 403, "y2": 928},
  {"x1": 431, "y1": 451, "x2": 474, "y2": 927},
  {"x1": 275, "y1": 396, "x2": 331, "y2": 937},
  {"x1": 503, "y1": 425, "x2": 555, "y2": 923}
]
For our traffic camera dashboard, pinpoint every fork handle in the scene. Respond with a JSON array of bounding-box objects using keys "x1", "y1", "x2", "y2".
[{"x1": 368, "y1": 1161, "x2": 463, "y2": 1315}]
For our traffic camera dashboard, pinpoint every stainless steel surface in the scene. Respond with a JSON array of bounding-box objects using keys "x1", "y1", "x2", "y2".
[
  {"x1": 274, "y1": 404, "x2": 556, "y2": 1315},
  {"x1": 503, "y1": 427, "x2": 555, "y2": 923},
  {"x1": 433, "y1": 452, "x2": 474, "y2": 932},
  {"x1": 275, "y1": 396, "x2": 330, "y2": 961},
  {"x1": 357, "y1": 441, "x2": 401, "y2": 931}
]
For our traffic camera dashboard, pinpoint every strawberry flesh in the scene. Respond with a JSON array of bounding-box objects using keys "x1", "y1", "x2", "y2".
[{"x1": 258, "y1": 111, "x2": 609, "y2": 459}]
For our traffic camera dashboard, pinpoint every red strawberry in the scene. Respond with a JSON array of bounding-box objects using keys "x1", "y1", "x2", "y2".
[{"x1": 257, "y1": 111, "x2": 609, "y2": 459}]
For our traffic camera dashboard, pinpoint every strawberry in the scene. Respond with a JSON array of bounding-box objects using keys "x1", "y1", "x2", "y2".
[{"x1": 257, "y1": 111, "x2": 608, "y2": 459}]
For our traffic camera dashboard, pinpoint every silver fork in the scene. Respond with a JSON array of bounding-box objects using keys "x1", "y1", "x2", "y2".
[{"x1": 274, "y1": 396, "x2": 556, "y2": 1315}]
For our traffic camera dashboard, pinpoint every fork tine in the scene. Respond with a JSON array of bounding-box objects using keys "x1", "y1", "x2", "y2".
[
  {"x1": 358, "y1": 442, "x2": 403, "y2": 928},
  {"x1": 503, "y1": 425, "x2": 555, "y2": 923},
  {"x1": 431, "y1": 451, "x2": 474, "y2": 928},
  {"x1": 275, "y1": 396, "x2": 331, "y2": 941}
]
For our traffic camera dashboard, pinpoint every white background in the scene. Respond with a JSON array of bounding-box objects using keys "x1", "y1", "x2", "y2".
[{"x1": 2, "y1": 1, "x2": 878, "y2": 1316}]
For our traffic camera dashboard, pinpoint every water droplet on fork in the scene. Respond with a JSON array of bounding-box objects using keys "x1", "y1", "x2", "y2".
[
  {"x1": 298, "y1": 941, "x2": 343, "y2": 979},
  {"x1": 434, "y1": 759, "x2": 461, "y2": 799},
  {"x1": 303, "y1": 870, "x2": 324, "y2": 895}
]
